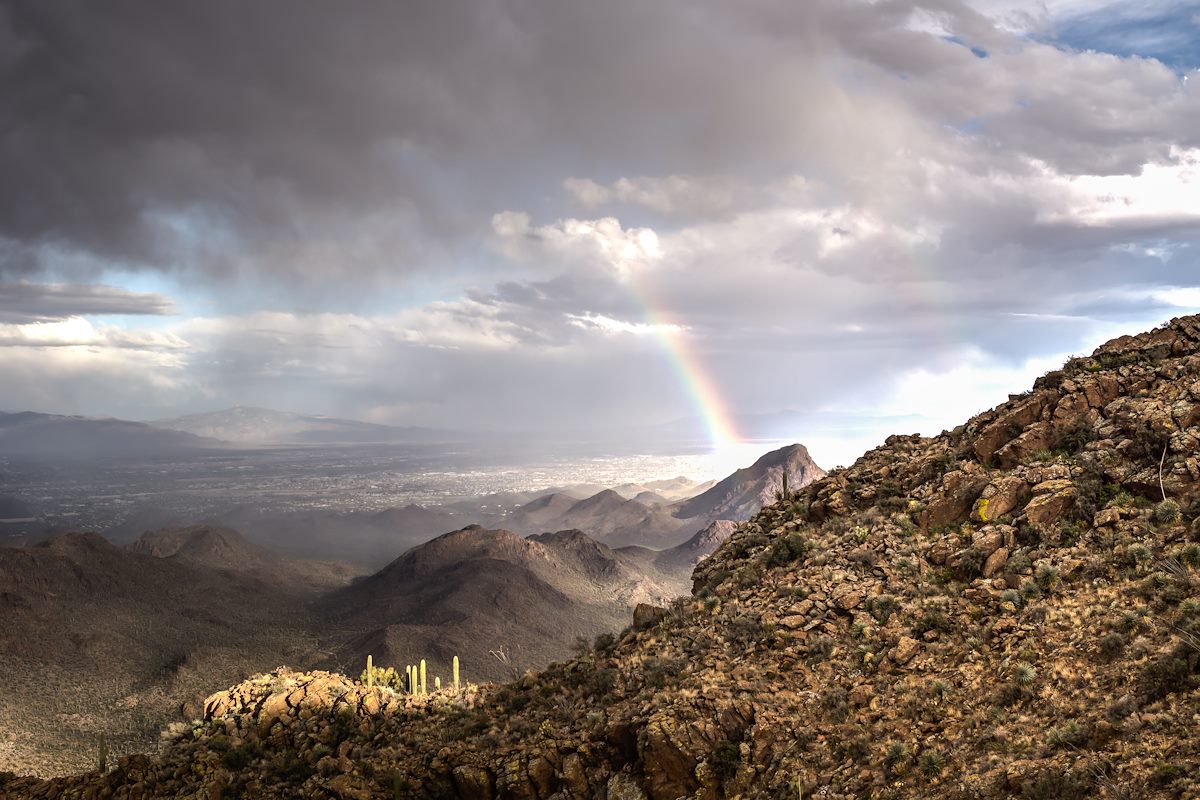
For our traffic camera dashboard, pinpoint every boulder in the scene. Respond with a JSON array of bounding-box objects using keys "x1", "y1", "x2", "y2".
[{"x1": 971, "y1": 476, "x2": 1028, "y2": 523}]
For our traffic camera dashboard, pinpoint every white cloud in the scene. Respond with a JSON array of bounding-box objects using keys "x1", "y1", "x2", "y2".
[
  {"x1": 566, "y1": 312, "x2": 682, "y2": 336},
  {"x1": 491, "y1": 213, "x2": 662, "y2": 280}
]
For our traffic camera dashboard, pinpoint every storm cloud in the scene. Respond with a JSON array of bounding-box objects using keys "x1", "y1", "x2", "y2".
[{"x1": 1, "y1": 0, "x2": 1199, "y2": 466}]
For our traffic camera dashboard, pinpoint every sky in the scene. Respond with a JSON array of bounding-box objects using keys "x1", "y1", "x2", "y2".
[{"x1": 1, "y1": 0, "x2": 1199, "y2": 469}]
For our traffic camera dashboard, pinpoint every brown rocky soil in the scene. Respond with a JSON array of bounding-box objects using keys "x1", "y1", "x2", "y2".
[{"x1": 6, "y1": 316, "x2": 1200, "y2": 798}]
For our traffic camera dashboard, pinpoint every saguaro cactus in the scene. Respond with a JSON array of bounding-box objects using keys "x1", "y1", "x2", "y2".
[
  {"x1": 97, "y1": 732, "x2": 107, "y2": 773},
  {"x1": 453, "y1": 655, "x2": 460, "y2": 692},
  {"x1": 366, "y1": 654, "x2": 374, "y2": 688},
  {"x1": 435, "y1": 676, "x2": 441, "y2": 691},
  {"x1": 419, "y1": 659, "x2": 427, "y2": 694}
]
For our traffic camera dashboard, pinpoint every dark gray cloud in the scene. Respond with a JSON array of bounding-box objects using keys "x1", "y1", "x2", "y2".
[{"x1": 0, "y1": 282, "x2": 175, "y2": 322}]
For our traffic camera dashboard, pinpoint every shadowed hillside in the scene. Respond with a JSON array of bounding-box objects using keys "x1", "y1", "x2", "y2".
[{"x1": 323, "y1": 525, "x2": 700, "y2": 684}]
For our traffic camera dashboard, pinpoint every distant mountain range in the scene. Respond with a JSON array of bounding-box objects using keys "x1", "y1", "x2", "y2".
[
  {"x1": 150, "y1": 406, "x2": 453, "y2": 445},
  {"x1": 195, "y1": 444, "x2": 824, "y2": 566},
  {"x1": 0, "y1": 411, "x2": 223, "y2": 459}
]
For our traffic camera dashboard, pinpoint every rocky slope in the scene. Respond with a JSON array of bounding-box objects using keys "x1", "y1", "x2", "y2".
[{"x1": 10, "y1": 316, "x2": 1200, "y2": 798}]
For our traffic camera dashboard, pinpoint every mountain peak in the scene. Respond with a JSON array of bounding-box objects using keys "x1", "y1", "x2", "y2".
[{"x1": 674, "y1": 442, "x2": 825, "y2": 521}]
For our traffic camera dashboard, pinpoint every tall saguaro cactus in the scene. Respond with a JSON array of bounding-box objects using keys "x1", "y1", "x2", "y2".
[
  {"x1": 419, "y1": 659, "x2": 427, "y2": 694},
  {"x1": 366, "y1": 654, "x2": 374, "y2": 688},
  {"x1": 453, "y1": 655, "x2": 460, "y2": 692}
]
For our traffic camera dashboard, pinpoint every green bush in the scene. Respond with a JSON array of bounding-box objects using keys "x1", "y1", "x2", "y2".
[
  {"x1": 912, "y1": 608, "x2": 952, "y2": 638},
  {"x1": 1156, "y1": 499, "x2": 1182, "y2": 526},
  {"x1": 766, "y1": 532, "x2": 811, "y2": 568},
  {"x1": 869, "y1": 594, "x2": 900, "y2": 624}
]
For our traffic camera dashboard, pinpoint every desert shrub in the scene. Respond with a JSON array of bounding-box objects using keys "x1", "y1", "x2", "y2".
[
  {"x1": 1034, "y1": 369, "x2": 1066, "y2": 390},
  {"x1": 848, "y1": 548, "x2": 879, "y2": 567},
  {"x1": 1013, "y1": 661, "x2": 1037, "y2": 686},
  {"x1": 869, "y1": 594, "x2": 900, "y2": 624},
  {"x1": 584, "y1": 668, "x2": 617, "y2": 697},
  {"x1": 711, "y1": 740, "x2": 741, "y2": 782},
  {"x1": 1034, "y1": 563, "x2": 1059, "y2": 590},
  {"x1": 807, "y1": 635, "x2": 835, "y2": 662},
  {"x1": 1097, "y1": 632, "x2": 1126, "y2": 661},
  {"x1": 593, "y1": 632, "x2": 617, "y2": 653},
  {"x1": 821, "y1": 688, "x2": 850, "y2": 722},
  {"x1": 728, "y1": 613, "x2": 764, "y2": 645},
  {"x1": 1156, "y1": 499, "x2": 1182, "y2": 526},
  {"x1": 1139, "y1": 643, "x2": 1198, "y2": 701},
  {"x1": 1149, "y1": 763, "x2": 1187, "y2": 789},
  {"x1": 996, "y1": 683, "x2": 1033, "y2": 707},
  {"x1": 912, "y1": 609, "x2": 952, "y2": 638},
  {"x1": 766, "y1": 532, "x2": 811, "y2": 568},
  {"x1": 1124, "y1": 420, "x2": 1171, "y2": 462},
  {"x1": 918, "y1": 750, "x2": 945, "y2": 777},
  {"x1": 883, "y1": 741, "x2": 911, "y2": 777},
  {"x1": 1020, "y1": 766, "x2": 1095, "y2": 799},
  {"x1": 1105, "y1": 694, "x2": 1137, "y2": 721},
  {"x1": 1128, "y1": 544, "x2": 1153, "y2": 568},
  {"x1": 1046, "y1": 721, "x2": 1088, "y2": 750},
  {"x1": 1054, "y1": 416, "x2": 1097, "y2": 455}
]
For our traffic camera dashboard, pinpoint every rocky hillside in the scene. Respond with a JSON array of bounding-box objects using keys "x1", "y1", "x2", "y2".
[{"x1": 8, "y1": 316, "x2": 1200, "y2": 799}]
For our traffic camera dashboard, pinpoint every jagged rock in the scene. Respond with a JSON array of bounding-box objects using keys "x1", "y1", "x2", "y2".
[
  {"x1": 832, "y1": 585, "x2": 865, "y2": 611},
  {"x1": 892, "y1": 636, "x2": 920, "y2": 665},
  {"x1": 922, "y1": 467, "x2": 988, "y2": 527},
  {"x1": 1023, "y1": 481, "x2": 1077, "y2": 526},
  {"x1": 982, "y1": 547, "x2": 1009, "y2": 578},
  {"x1": 995, "y1": 421, "x2": 1053, "y2": 468},
  {"x1": 607, "y1": 772, "x2": 648, "y2": 800},
  {"x1": 633, "y1": 603, "x2": 667, "y2": 630},
  {"x1": 639, "y1": 712, "x2": 714, "y2": 800},
  {"x1": 971, "y1": 527, "x2": 1005, "y2": 556},
  {"x1": 971, "y1": 476, "x2": 1028, "y2": 523},
  {"x1": 451, "y1": 765, "x2": 494, "y2": 799},
  {"x1": 973, "y1": 394, "x2": 1052, "y2": 463}
]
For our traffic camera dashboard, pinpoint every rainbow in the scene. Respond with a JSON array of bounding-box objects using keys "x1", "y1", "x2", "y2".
[{"x1": 633, "y1": 295, "x2": 743, "y2": 449}]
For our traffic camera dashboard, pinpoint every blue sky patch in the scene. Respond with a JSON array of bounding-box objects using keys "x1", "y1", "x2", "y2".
[{"x1": 1047, "y1": 1, "x2": 1200, "y2": 71}]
